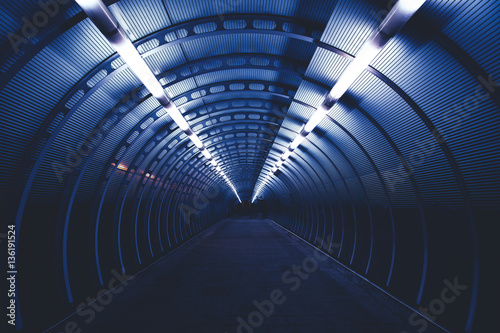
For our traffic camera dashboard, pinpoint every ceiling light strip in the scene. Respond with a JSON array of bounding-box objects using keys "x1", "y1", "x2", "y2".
[
  {"x1": 75, "y1": 0, "x2": 241, "y2": 203},
  {"x1": 252, "y1": 0, "x2": 426, "y2": 202}
]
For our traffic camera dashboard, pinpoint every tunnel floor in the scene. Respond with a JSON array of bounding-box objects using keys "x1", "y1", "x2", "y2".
[{"x1": 51, "y1": 218, "x2": 444, "y2": 333}]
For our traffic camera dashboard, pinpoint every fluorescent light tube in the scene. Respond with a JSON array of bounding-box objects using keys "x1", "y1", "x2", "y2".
[
  {"x1": 249, "y1": 0, "x2": 426, "y2": 204},
  {"x1": 75, "y1": 0, "x2": 104, "y2": 12},
  {"x1": 165, "y1": 104, "x2": 190, "y2": 131},
  {"x1": 328, "y1": 0, "x2": 426, "y2": 102},
  {"x1": 398, "y1": 0, "x2": 426, "y2": 15},
  {"x1": 281, "y1": 149, "x2": 292, "y2": 161},
  {"x1": 304, "y1": 105, "x2": 329, "y2": 133},
  {"x1": 77, "y1": 0, "x2": 244, "y2": 202},
  {"x1": 190, "y1": 134, "x2": 204, "y2": 149},
  {"x1": 289, "y1": 134, "x2": 306, "y2": 150},
  {"x1": 201, "y1": 149, "x2": 212, "y2": 159},
  {"x1": 329, "y1": 41, "x2": 381, "y2": 101},
  {"x1": 110, "y1": 32, "x2": 166, "y2": 100}
]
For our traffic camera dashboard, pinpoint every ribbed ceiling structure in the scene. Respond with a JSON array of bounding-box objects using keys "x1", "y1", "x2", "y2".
[{"x1": 0, "y1": 0, "x2": 498, "y2": 332}]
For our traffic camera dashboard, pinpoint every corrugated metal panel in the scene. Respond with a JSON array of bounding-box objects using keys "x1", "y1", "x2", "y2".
[
  {"x1": 110, "y1": 0, "x2": 172, "y2": 41},
  {"x1": 320, "y1": 0, "x2": 379, "y2": 55},
  {"x1": 293, "y1": 80, "x2": 328, "y2": 107},
  {"x1": 428, "y1": 0, "x2": 500, "y2": 82},
  {"x1": 144, "y1": 44, "x2": 186, "y2": 75},
  {"x1": 78, "y1": 99, "x2": 162, "y2": 200},
  {"x1": 0, "y1": 1, "x2": 82, "y2": 48},
  {"x1": 305, "y1": 48, "x2": 350, "y2": 87},
  {"x1": 166, "y1": 0, "x2": 336, "y2": 25},
  {"x1": 195, "y1": 68, "x2": 300, "y2": 87},
  {"x1": 182, "y1": 34, "x2": 315, "y2": 62},
  {"x1": 0, "y1": 19, "x2": 114, "y2": 191},
  {"x1": 374, "y1": 37, "x2": 500, "y2": 206}
]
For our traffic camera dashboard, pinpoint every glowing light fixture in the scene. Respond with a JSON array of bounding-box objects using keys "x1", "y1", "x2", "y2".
[
  {"x1": 303, "y1": 104, "x2": 329, "y2": 134},
  {"x1": 117, "y1": 163, "x2": 128, "y2": 171},
  {"x1": 201, "y1": 149, "x2": 212, "y2": 160},
  {"x1": 289, "y1": 133, "x2": 306, "y2": 150},
  {"x1": 251, "y1": 0, "x2": 426, "y2": 202},
  {"x1": 189, "y1": 133, "x2": 204, "y2": 149},
  {"x1": 281, "y1": 149, "x2": 292, "y2": 161},
  {"x1": 165, "y1": 104, "x2": 190, "y2": 131},
  {"x1": 76, "y1": 0, "x2": 240, "y2": 200}
]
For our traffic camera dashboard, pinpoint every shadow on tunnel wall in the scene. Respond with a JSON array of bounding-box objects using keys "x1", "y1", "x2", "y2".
[
  {"x1": 265, "y1": 195, "x2": 498, "y2": 333},
  {"x1": 13, "y1": 181, "x2": 232, "y2": 332}
]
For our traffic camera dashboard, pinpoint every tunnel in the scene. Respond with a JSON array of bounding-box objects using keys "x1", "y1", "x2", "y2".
[{"x1": 0, "y1": 0, "x2": 498, "y2": 332}]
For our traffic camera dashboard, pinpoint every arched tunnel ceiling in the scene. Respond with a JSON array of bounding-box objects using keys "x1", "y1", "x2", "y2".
[
  {"x1": 0, "y1": 0, "x2": 499, "y2": 332},
  {"x1": 1, "y1": 0, "x2": 499, "y2": 205}
]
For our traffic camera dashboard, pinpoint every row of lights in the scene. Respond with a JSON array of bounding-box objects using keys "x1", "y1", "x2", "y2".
[
  {"x1": 251, "y1": 0, "x2": 427, "y2": 203},
  {"x1": 76, "y1": 0, "x2": 241, "y2": 203}
]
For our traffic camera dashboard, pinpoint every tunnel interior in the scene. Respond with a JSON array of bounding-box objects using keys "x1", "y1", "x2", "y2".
[{"x1": 0, "y1": 0, "x2": 498, "y2": 332}]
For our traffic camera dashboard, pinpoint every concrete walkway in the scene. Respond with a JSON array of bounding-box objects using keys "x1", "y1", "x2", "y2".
[{"x1": 49, "y1": 218, "x2": 443, "y2": 333}]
